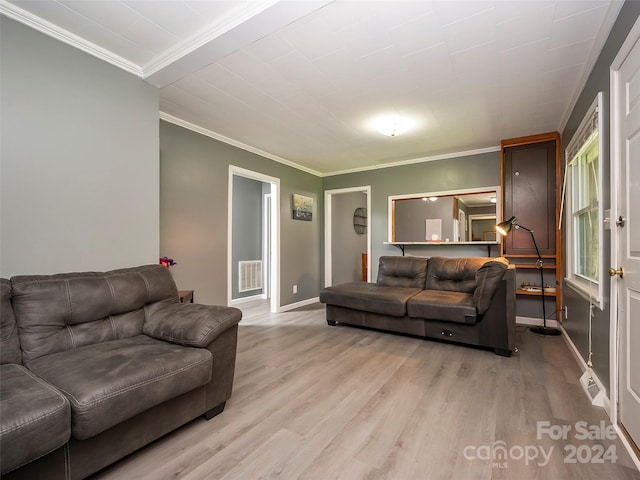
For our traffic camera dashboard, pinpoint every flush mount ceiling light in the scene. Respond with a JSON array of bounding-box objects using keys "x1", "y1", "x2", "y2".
[{"x1": 369, "y1": 114, "x2": 416, "y2": 137}]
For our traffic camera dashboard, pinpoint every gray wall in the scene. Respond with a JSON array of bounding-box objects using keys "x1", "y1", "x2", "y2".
[
  {"x1": 395, "y1": 196, "x2": 456, "y2": 242},
  {"x1": 160, "y1": 121, "x2": 322, "y2": 307},
  {"x1": 232, "y1": 176, "x2": 264, "y2": 299},
  {"x1": 322, "y1": 151, "x2": 502, "y2": 281},
  {"x1": 0, "y1": 17, "x2": 159, "y2": 277},
  {"x1": 331, "y1": 192, "x2": 367, "y2": 285},
  {"x1": 560, "y1": 0, "x2": 640, "y2": 395}
]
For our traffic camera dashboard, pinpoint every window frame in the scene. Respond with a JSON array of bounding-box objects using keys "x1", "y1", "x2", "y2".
[{"x1": 564, "y1": 92, "x2": 604, "y2": 309}]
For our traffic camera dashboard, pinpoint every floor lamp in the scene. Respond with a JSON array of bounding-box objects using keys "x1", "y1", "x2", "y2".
[{"x1": 496, "y1": 216, "x2": 561, "y2": 336}]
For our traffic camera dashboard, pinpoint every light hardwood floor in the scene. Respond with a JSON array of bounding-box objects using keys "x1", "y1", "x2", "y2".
[{"x1": 92, "y1": 300, "x2": 640, "y2": 480}]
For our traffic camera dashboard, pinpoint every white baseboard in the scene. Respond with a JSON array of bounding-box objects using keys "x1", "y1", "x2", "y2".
[
  {"x1": 613, "y1": 424, "x2": 640, "y2": 472},
  {"x1": 516, "y1": 316, "x2": 559, "y2": 328},
  {"x1": 278, "y1": 296, "x2": 320, "y2": 312},
  {"x1": 231, "y1": 294, "x2": 265, "y2": 305},
  {"x1": 560, "y1": 325, "x2": 611, "y2": 417}
]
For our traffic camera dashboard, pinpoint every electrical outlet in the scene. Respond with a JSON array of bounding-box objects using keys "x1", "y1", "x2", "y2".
[{"x1": 293, "y1": 285, "x2": 297, "y2": 294}]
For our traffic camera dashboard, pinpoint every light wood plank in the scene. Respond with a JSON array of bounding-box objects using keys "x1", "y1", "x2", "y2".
[{"x1": 92, "y1": 300, "x2": 640, "y2": 480}]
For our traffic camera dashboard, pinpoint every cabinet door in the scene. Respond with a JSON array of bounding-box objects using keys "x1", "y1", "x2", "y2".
[{"x1": 503, "y1": 140, "x2": 556, "y2": 256}]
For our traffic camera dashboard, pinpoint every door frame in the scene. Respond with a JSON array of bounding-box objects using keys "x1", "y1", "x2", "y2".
[
  {"x1": 228, "y1": 165, "x2": 280, "y2": 313},
  {"x1": 468, "y1": 214, "x2": 497, "y2": 242},
  {"x1": 324, "y1": 186, "x2": 371, "y2": 287},
  {"x1": 262, "y1": 192, "x2": 272, "y2": 300},
  {"x1": 609, "y1": 16, "x2": 640, "y2": 467}
]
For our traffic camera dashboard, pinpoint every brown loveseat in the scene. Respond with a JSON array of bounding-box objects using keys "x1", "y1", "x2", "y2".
[
  {"x1": 0, "y1": 265, "x2": 242, "y2": 480},
  {"x1": 320, "y1": 256, "x2": 515, "y2": 356}
]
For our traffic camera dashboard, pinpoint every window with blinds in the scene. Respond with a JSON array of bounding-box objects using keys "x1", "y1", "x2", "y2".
[{"x1": 564, "y1": 92, "x2": 604, "y2": 309}]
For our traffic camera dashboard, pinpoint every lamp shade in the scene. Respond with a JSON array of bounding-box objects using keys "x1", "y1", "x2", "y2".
[{"x1": 496, "y1": 216, "x2": 517, "y2": 236}]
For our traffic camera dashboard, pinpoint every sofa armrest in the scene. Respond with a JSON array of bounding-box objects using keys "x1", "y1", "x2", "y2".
[
  {"x1": 143, "y1": 303, "x2": 242, "y2": 347},
  {"x1": 473, "y1": 258, "x2": 509, "y2": 314},
  {"x1": 476, "y1": 265, "x2": 516, "y2": 354}
]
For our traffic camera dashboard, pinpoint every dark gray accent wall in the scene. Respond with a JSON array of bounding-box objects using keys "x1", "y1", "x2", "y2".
[
  {"x1": 322, "y1": 151, "x2": 501, "y2": 280},
  {"x1": 232, "y1": 176, "x2": 264, "y2": 299},
  {"x1": 1, "y1": 17, "x2": 159, "y2": 277},
  {"x1": 160, "y1": 121, "x2": 322, "y2": 306},
  {"x1": 561, "y1": 0, "x2": 640, "y2": 394},
  {"x1": 331, "y1": 192, "x2": 367, "y2": 285}
]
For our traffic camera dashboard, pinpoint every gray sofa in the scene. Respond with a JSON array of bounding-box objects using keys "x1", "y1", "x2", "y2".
[
  {"x1": 320, "y1": 256, "x2": 515, "y2": 356},
  {"x1": 0, "y1": 265, "x2": 242, "y2": 480}
]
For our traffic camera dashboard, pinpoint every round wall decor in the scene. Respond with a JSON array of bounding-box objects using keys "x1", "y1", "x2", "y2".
[{"x1": 353, "y1": 207, "x2": 367, "y2": 234}]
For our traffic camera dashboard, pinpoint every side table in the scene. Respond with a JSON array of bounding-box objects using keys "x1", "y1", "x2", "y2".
[{"x1": 179, "y1": 290, "x2": 194, "y2": 303}]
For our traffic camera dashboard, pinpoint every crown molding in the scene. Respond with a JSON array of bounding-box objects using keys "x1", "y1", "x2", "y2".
[
  {"x1": 0, "y1": 1, "x2": 143, "y2": 77},
  {"x1": 161, "y1": 112, "x2": 502, "y2": 178},
  {"x1": 321, "y1": 146, "x2": 502, "y2": 177},
  {"x1": 0, "y1": 0, "x2": 280, "y2": 81},
  {"x1": 159, "y1": 112, "x2": 323, "y2": 177},
  {"x1": 142, "y1": 0, "x2": 280, "y2": 79}
]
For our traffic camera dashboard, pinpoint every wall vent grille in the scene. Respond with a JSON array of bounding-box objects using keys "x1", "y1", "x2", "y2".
[{"x1": 239, "y1": 260, "x2": 262, "y2": 292}]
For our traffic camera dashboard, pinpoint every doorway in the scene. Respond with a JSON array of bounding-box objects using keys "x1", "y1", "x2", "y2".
[
  {"x1": 610, "y1": 16, "x2": 640, "y2": 467},
  {"x1": 228, "y1": 166, "x2": 280, "y2": 313},
  {"x1": 324, "y1": 186, "x2": 371, "y2": 287}
]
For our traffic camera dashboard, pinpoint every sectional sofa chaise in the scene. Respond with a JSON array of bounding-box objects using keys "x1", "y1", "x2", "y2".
[
  {"x1": 320, "y1": 256, "x2": 516, "y2": 356},
  {"x1": 0, "y1": 264, "x2": 242, "y2": 480}
]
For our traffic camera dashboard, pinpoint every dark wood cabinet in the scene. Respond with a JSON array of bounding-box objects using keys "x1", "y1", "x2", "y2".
[
  {"x1": 501, "y1": 132, "x2": 563, "y2": 322},
  {"x1": 503, "y1": 140, "x2": 557, "y2": 255}
]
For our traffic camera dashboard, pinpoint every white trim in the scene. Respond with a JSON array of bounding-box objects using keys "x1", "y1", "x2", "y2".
[
  {"x1": 263, "y1": 193, "x2": 272, "y2": 301},
  {"x1": 561, "y1": 325, "x2": 611, "y2": 415},
  {"x1": 558, "y1": 0, "x2": 625, "y2": 132},
  {"x1": 162, "y1": 113, "x2": 503, "y2": 179},
  {"x1": 324, "y1": 186, "x2": 371, "y2": 287},
  {"x1": 142, "y1": 0, "x2": 280, "y2": 78},
  {"x1": 278, "y1": 296, "x2": 320, "y2": 313},
  {"x1": 564, "y1": 92, "x2": 605, "y2": 311},
  {"x1": 610, "y1": 61, "x2": 621, "y2": 430},
  {"x1": 161, "y1": 113, "x2": 322, "y2": 177},
  {"x1": 231, "y1": 294, "x2": 265, "y2": 305},
  {"x1": 0, "y1": 0, "x2": 283, "y2": 82},
  {"x1": 229, "y1": 165, "x2": 280, "y2": 313},
  {"x1": 564, "y1": 276, "x2": 604, "y2": 309},
  {"x1": 516, "y1": 316, "x2": 559, "y2": 328},
  {"x1": 609, "y1": 13, "x2": 640, "y2": 438},
  {"x1": 614, "y1": 424, "x2": 640, "y2": 472},
  {"x1": 323, "y1": 146, "x2": 501, "y2": 177},
  {"x1": 0, "y1": 1, "x2": 142, "y2": 77}
]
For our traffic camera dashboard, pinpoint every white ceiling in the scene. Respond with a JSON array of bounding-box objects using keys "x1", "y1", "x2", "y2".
[{"x1": 1, "y1": 0, "x2": 624, "y2": 176}]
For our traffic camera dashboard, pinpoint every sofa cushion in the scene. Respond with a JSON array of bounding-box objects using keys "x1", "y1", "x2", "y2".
[
  {"x1": 11, "y1": 265, "x2": 178, "y2": 363},
  {"x1": 320, "y1": 282, "x2": 422, "y2": 317},
  {"x1": 376, "y1": 256, "x2": 428, "y2": 288},
  {"x1": 473, "y1": 259, "x2": 509, "y2": 314},
  {"x1": 407, "y1": 290, "x2": 477, "y2": 324},
  {"x1": 1, "y1": 279, "x2": 22, "y2": 365},
  {"x1": 26, "y1": 335, "x2": 212, "y2": 440},
  {"x1": 425, "y1": 257, "x2": 495, "y2": 293},
  {"x1": 0, "y1": 364, "x2": 71, "y2": 475}
]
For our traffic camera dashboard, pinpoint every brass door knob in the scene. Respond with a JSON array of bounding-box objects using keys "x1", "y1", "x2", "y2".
[{"x1": 608, "y1": 267, "x2": 624, "y2": 278}]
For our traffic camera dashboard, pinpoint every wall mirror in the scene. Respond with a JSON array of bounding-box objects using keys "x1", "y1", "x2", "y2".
[{"x1": 388, "y1": 187, "x2": 501, "y2": 243}]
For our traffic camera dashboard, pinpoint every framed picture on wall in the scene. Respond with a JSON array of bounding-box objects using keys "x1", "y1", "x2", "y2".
[{"x1": 292, "y1": 193, "x2": 313, "y2": 221}]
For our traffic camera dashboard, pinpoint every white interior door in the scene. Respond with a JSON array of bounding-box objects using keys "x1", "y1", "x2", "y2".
[{"x1": 613, "y1": 21, "x2": 640, "y2": 453}]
